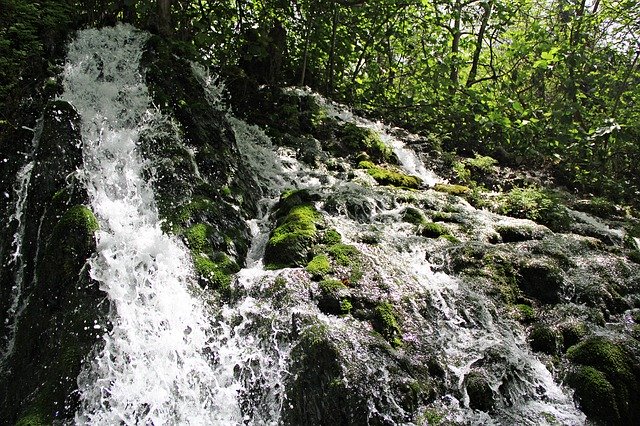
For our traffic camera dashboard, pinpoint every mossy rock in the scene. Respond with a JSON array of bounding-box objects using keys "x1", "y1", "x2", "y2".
[
  {"x1": 566, "y1": 337, "x2": 640, "y2": 423},
  {"x1": 307, "y1": 254, "x2": 331, "y2": 280},
  {"x1": 465, "y1": 372, "x2": 495, "y2": 412},
  {"x1": 372, "y1": 302, "x2": 402, "y2": 347},
  {"x1": 419, "y1": 222, "x2": 449, "y2": 239},
  {"x1": 317, "y1": 279, "x2": 351, "y2": 315},
  {"x1": 528, "y1": 324, "x2": 558, "y2": 354},
  {"x1": 402, "y1": 207, "x2": 427, "y2": 225},
  {"x1": 567, "y1": 366, "x2": 619, "y2": 424},
  {"x1": 327, "y1": 243, "x2": 361, "y2": 266},
  {"x1": 338, "y1": 122, "x2": 392, "y2": 163},
  {"x1": 495, "y1": 224, "x2": 548, "y2": 243},
  {"x1": 322, "y1": 229, "x2": 342, "y2": 245},
  {"x1": 265, "y1": 203, "x2": 323, "y2": 268},
  {"x1": 515, "y1": 304, "x2": 537, "y2": 323},
  {"x1": 363, "y1": 164, "x2": 422, "y2": 189},
  {"x1": 559, "y1": 321, "x2": 587, "y2": 351},
  {"x1": 573, "y1": 197, "x2": 619, "y2": 218},
  {"x1": 433, "y1": 183, "x2": 470, "y2": 196},
  {"x1": 516, "y1": 261, "x2": 564, "y2": 304},
  {"x1": 192, "y1": 252, "x2": 239, "y2": 292}
]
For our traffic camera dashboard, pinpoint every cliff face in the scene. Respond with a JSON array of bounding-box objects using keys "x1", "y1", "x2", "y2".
[{"x1": 0, "y1": 25, "x2": 639, "y2": 425}]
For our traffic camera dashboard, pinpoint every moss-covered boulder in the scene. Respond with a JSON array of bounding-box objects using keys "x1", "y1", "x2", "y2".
[
  {"x1": 465, "y1": 371, "x2": 495, "y2": 412},
  {"x1": 516, "y1": 261, "x2": 564, "y2": 304},
  {"x1": 317, "y1": 279, "x2": 351, "y2": 315},
  {"x1": 528, "y1": 324, "x2": 558, "y2": 354},
  {"x1": 566, "y1": 337, "x2": 640, "y2": 424},
  {"x1": 265, "y1": 203, "x2": 323, "y2": 268},
  {"x1": 359, "y1": 161, "x2": 422, "y2": 189},
  {"x1": 567, "y1": 366, "x2": 619, "y2": 424},
  {"x1": 372, "y1": 302, "x2": 402, "y2": 347}
]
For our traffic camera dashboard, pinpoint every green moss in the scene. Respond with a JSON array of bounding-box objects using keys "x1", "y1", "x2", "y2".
[
  {"x1": 193, "y1": 252, "x2": 239, "y2": 291},
  {"x1": 528, "y1": 324, "x2": 558, "y2": 354},
  {"x1": 567, "y1": 366, "x2": 619, "y2": 424},
  {"x1": 499, "y1": 187, "x2": 570, "y2": 231},
  {"x1": 419, "y1": 222, "x2": 449, "y2": 238},
  {"x1": 328, "y1": 243, "x2": 360, "y2": 266},
  {"x1": 341, "y1": 122, "x2": 391, "y2": 162},
  {"x1": 465, "y1": 372, "x2": 494, "y2": 412},
  {"x1": 433, "y1": 183, "x2": 470, "y2": 196},
  {"x1": 358, "y1": 160, "x2": 376, "y2": 169},
  {"x1": 366, "y1": 165, "x2": 422, "y2": 189},
  {"x1": 322, "y1": 229, "x2": 342, "y2": 245},
  {"x1": 15, "y1": 413, "x2": 48, "y2": 426},
  {"x1": 402, "y1": 207, "x2": 426, "y2": 225},
  {"x1": 560, "y1": 322, "x2": 587, "y2": 350},
  {"x1": 566, "y1": 337, "x2": 633, "y2": 381},
  {"x1": 515, "y1": 304, "x2": 537, "y2": 323},
  {"x1": 56, "y1": 205, "x2": 99, "y2": 234},
  {"x1": 339, "y1": 299, "x2": 352, "y2": 314},
  {"x1": 566, "y1": 336, "x2": 639, "y2": 423},
  {"x1": 319, "y1": 279, "x2": 347, "y2": 293},
  {"x1": 373, "y1": 302, "x2": 402, "y2": 347},
  {"x1": 440, "y1": 234, "x2": 460, "y2": 243},
  {"x1": 265, "y1": 203, "x2": 322, "y2": 268},
  {"x1": 184, "y1": 223, "x2": 212, "y2": 253},
  {"x1": 306, "y1": 254, "x2": 331, "y2": 280}
]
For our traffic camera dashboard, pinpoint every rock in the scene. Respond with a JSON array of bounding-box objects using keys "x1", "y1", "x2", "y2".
[
  {"x1": 465, "y1": 371, "x2": 494, "y2": 412},
  {"x1": 516, "y1": 261, "x2": 564, "y2": 304}
]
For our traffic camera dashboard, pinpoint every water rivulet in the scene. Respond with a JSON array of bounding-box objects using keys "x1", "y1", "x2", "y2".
[{"x1": 1, "y1": 24, "x2": 640, "y2": 425}]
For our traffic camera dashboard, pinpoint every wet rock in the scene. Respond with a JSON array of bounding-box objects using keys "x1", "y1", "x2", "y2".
[
  {"x1": 516, "y1": 260, "x2": 564, "y2": 304},
  {"x1": 528, "y1": 324, "x2": 558, "y2": 354},
  {"x1": 566, "y1": 336, "x2": 640, "y2": 424},
  {"x1": 495, "y1": 222, "x2": 548, "y2": 243},
  {"x1": 465, "y1": 371, "x2": 494, "y2": 412}
]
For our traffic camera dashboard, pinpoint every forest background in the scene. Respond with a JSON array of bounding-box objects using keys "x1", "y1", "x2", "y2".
[{"x1": 1, "y1": 0, "x2": 639, "y2": 205}]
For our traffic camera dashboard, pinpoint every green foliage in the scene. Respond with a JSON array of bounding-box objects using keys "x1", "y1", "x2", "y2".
[{"x1": 499, "y1": 187, "x2": 571, "y2": 231}]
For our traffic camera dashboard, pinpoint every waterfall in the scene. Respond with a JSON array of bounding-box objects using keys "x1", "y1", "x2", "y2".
[
  {"x1": 53, "y1": 23, "x2": 591, "y2": 426},
  {"x1": 62, "y1": 25, "x2": 241, "y2": 424}
]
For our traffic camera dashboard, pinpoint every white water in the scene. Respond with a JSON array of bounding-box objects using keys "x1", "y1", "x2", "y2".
[
  {"x1": 1, "y1": 120, "x2": 42, "y2": 362},
  {"x1": 62, "y1": 25, "x2": 242, "y2": 424}
]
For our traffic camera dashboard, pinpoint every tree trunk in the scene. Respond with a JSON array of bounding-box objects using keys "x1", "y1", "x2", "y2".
[
  {"x1": 466, "y1": 0, "x2": 493, "y2": 87},
  {"x1": 449, "y1": 0, "x2": 462, "y2": 89},
  {"x1": 157, "y1": 0, "x2": 172, "y2": 36},
  {"x1": 326, "y1": 1, "x2": 339, "y2": 95}
]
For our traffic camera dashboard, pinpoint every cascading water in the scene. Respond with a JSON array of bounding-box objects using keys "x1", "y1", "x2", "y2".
[
  {"x1": 1, "y1": 120, "x2": 42, "y2": 362},
  {"x1": 62, "y1": 25, "x2": 242, "y2": 424},
  {"x1": 50, "y1": 22, "x2": 606, "y2": 426}
]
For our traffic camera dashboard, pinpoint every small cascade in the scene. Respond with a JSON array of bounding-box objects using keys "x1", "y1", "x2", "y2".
[
  {"x1": 62, "y1": 25, "x2": 241, "y2": 424},
  {"x1": 291, "y1": 87, "x2": 439, "y2": 186},
  {"x1": 1, "y1": 120, "x2": 42, "y2": 361}
]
